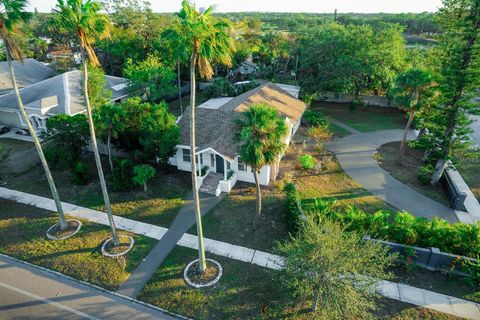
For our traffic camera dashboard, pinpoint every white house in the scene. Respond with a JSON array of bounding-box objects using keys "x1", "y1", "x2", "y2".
[
  {"x1": 0, "y1": 70, "x2": 130, "y2": 133},
  {"x1": 169, "y1": 82, "x2": 306, "y2": 196},
  {"x1": 0, "y1": 58, "x2": 55, "y2": 95}
]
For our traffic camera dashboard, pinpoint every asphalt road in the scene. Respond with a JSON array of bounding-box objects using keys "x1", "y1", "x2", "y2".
[{"x1": 0, "y1": 255, "x2": 182, "y2": 320}]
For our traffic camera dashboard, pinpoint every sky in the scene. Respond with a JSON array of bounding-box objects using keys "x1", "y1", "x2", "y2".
[{"x1": 29, "y1": 0, "x2": 443, "y2": 14}]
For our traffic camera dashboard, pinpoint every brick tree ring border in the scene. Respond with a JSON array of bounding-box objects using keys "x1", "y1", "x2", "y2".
[
  {"x1": 101, "y1": 235, "x2": 135, "y2": 258},
  {"x1": 46, "y1": 219, "x2": 82, "y2": 240},
  {"x1": 183, "y1": 258, "x2": 223, "y2": 288}
]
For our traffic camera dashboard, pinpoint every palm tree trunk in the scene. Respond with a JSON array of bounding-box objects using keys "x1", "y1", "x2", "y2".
[
  {"x1": 5, "y1": 45, "x2": 67, "y2": 230},
  {"x1": 178, "y1": 60, "x2": 183, "y2": 115},
  {"x1": 399, "y1": 111, "x2": 415, "y2": 163},
  {"x1": 190, "y1": 43, "x2": 207, "y2": 273},
  {"x1": 144, "y1": 182, "x2": 147, "y2": 192},
  {"x1": 81, "y1": 50, "x2": 120, "y2": 246},
  {"x1": 253, "y1": 169, "x2": 262, "y2": 215},
  {"x1": 107, "y1": 131, "x2": 113, "y2": 172}
]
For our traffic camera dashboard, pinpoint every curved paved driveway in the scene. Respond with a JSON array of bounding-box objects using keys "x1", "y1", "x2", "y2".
[{"x1": 326, "y1": 129, "x2": 457, "y2": 223}]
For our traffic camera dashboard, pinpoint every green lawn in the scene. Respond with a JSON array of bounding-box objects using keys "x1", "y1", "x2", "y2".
[
  {"x1": 0, "y1": 199, "x2": 156, "y2": 290},
  {"x1": 455, "y1": 158, "x2": 480, "y2": 201},
  {"x1": 191, "y1": 183, "x2": 288, "y2": 253},
  {"x1": 138, "y1": 246, "x2": 462, "y2": 320},
  {"x1": 311, "y1": 101, "x2": 407, "y2": 132},
  {"x1": 0, "y1": 138, "x2": 34, "y2": 156},
  {"x1": 4, "y1": 158, "x2": 190, "y2": 228}
]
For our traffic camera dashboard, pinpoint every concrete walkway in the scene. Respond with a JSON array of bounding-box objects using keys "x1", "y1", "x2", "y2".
[
  {"x1": 117, "y1": 192, "x2": 223, "y2": 298},
  {"x1": 0, "y1": 254, "x2": 182, "y2": 320},
  {"x1": 326, "y1": 129, "x2": 458, "y2": 223},
  {"x1": 1, "y1": 187, "x2": 479, "y2": 319}
]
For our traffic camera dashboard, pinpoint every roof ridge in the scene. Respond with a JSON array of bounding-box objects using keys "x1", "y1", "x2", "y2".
[{"x1": 63, "y1": 72, "x2": 71, "y2": 115}]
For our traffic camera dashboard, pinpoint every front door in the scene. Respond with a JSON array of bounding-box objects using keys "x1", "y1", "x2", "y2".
[{"x1": 215, "y1": 154, "x2": 224, "y2": 174}]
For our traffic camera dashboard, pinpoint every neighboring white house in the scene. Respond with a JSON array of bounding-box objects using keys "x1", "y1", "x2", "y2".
[
  {"x1": 0, "y1": 58, "x2": 55, "y2": 95},
  {"x1": 169, "y1": 82, "x2": 306, "y2": 196},
  {"x1": 0, "y1": 70, "x2": 130, "y2": 133}
]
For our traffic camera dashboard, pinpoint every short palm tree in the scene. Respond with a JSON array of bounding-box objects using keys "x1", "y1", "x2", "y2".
[
  {"x1": 171, "y1": 0, "x2": 235, "y2": 272},
  {"x1": 0, "y1": 0, "x2": 69, "y2": 231},
  {"x1": 392, "y1": 68, "x2": 436, "y2": 164},
  {"x1": 235, "y1": 103, "x2": 287, "y2": 216},
  {"x1": 54, "y1": 0, "x2": 120, "y2": 245}
]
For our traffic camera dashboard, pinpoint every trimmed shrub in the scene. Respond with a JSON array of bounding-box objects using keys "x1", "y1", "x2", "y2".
[
  {"x1": 72, "y1": 161, "x2": 91, "y2": 185},
  {"x1": 418, "y1": 163, "x2": 434, "y2": 185},
  {"x1": 284, "y1": 183, "x2": 304, "y2": 235},
  {"x1": 285, "y1": 185, "x2": 480, "y2": 258},
  {"x1": 303, "y1": 109, "x2": 327, "y2": 127},
  {"x1": 299, "y1": 154, "x2": 316, "y2": 170}
]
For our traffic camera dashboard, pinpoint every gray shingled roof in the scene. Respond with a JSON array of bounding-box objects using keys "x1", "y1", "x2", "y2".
[
  {"x1": 0, "y1": 58, "x2": 55, "y2": 95},
  {"x1": 0, "y1": 70, "x2": 129, "y2": 116},
  {"x1": 178, "y1": 82, "x2": 307, "y2": 159}
]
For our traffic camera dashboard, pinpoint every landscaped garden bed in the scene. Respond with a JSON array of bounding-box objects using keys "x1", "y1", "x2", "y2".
[
  {"x1": 0, "y1": 199, "x2": 156, "y2": 290},
  {"x1": 375, "y1": 141, "x2": 451, "y2": 206}
]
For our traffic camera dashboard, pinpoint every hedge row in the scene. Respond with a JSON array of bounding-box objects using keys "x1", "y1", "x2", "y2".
[{"x1": 284, "y1": 184, "x2": 480, "y2": 258}]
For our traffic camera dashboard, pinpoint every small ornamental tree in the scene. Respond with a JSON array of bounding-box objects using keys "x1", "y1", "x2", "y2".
[
  {"x1": 43, "y1": 114, "x2": 90, "y2": 166},
  {"x1": 278, "y1": 215, "x2": 396, "y2": 318},
  {"x1": 133, "y1": 164, "x2": 156, "y2": 192},
  {"x1": 93, "y1": 103, "x2": 126, "y2": 171}
]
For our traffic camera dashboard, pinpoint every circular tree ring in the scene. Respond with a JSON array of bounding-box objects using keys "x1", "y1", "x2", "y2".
[
  {"x1": 183, "y1": 259, "x2": 223, "y2": 288},
  {"x1": 46, "y1": 219, "x2": 82, "y2": 240},
  {"x1": 101, "y1": 235, "x2": 134, "y2": 258}
]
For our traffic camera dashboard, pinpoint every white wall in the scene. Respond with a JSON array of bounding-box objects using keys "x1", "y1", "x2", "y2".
[
  {"x1": 232, "y1": 156, "x2": 270, "y2": 186},
  {"x1": 0, "y1": 110, "x2": 23, "y2": 127}
]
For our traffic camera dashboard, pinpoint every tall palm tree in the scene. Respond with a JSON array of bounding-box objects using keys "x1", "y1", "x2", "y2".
[
  {"x1": 171, "y1": 0, "x2": 235, "y2": 272},
  {"x1": 235, "y1": 103, "x2": 287, "y2": 216},
  {"x1": 54, "y1": 0, "x2": 120, "y2": 245},
  {"x1": 392, "y1": 68, "x2": 436, "y2": 164},
  {"x1": 162, "y1": 26, "x2": 189, "y2": 116},
  {"x1": 0, "y1": 0, "x2": 69, "y2": 231}
]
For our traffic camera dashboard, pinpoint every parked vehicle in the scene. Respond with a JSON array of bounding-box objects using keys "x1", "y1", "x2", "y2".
[
  {"x1": 0, "y1": 125, "x2": 10, "y2": 134},
  {"x1": 15, "y1": 129, "x2": 30, "y2": 136}
]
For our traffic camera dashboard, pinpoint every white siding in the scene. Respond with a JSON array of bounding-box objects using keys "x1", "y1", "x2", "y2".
[{"x1": 0, "y1": 110, "x2": 23, "y2": 127}]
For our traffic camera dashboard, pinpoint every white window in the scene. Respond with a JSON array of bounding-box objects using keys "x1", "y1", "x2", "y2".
[
  {"x1": 182, "y1": 148, "x2": 191, "y2": 162},
  {"x1": 226, "y1": 161, "x2": 231, "y2": 170},
  {"x1": 238, "y1": 158, "x2": 247, "y2": 172}
]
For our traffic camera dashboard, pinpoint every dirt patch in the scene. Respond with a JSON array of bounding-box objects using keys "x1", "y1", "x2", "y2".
[
  {"x1": 375, "y1": 141, "x2": 451, "y2": 206},
  {"x1": 103, "y1": 235, "x2": 134, "y2": 255},
  {"x1": 186, "y1": 260, "x2": 220, "y2": 285},
  {"x1": 47, "y1": 219, "x2": 80, "y2": 239}
]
